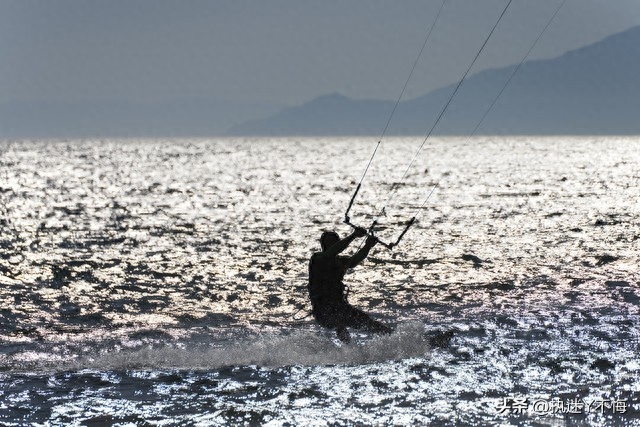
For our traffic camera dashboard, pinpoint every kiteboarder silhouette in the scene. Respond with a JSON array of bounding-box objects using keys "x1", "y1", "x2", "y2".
[{"x1": 308, "y1": 227, "x2": 392, "y2": 343}]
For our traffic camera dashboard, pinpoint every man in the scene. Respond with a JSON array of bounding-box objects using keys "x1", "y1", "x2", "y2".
[{"x1": 308, "y1": 227, "x2": 392, "y2": 343}]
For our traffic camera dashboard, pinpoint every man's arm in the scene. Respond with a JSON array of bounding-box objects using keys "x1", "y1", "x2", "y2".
[
  {"x1": 324, "y1": 227, "x2": 366, "y2": 257},
  {"x1": 346, "y1": 236, "x2": 377, "y2": 268}
]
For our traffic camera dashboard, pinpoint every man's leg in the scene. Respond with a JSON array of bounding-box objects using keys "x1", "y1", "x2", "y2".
[
  {"x1": 343, "y1": 305, "x2": 392, "y2": 334},
  {"x1": 315, "y1": 305, "x2": 353, "y2": 343}
]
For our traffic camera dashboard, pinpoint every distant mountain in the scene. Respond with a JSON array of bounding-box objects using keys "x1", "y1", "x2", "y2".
[
  {"x1": 228, "y1": 25, "x2": 640, "y2": 136},
  {"x1": 226, "y1": 93, "x2": 395, "y2": 136}
]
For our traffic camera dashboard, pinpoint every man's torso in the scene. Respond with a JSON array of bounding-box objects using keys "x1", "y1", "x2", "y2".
[{"x1": 308, "y1": 253, "x2": 349, "y2": 306}]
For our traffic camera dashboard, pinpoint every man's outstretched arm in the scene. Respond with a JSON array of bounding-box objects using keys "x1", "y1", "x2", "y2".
[
  {"x1": 346, "y1": 236, "x2": 377, "y2": 268},
  {"x1": 324, "y1": 227, "x2": 367, "y2": 257}
]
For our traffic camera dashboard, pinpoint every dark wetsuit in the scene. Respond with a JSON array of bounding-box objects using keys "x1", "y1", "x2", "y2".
[{"x1": 308, "y1": 251, "x2": 390, "y2": 336}]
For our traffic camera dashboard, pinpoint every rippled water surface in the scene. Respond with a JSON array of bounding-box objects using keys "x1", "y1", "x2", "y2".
[{"x1": 0, "y1": 137, "x2": 639, "y2": 425}]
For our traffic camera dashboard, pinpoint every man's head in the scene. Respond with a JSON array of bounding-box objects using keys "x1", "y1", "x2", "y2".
[{"x1": 320, "y1": 231, "x2": 340, "y2": 251}]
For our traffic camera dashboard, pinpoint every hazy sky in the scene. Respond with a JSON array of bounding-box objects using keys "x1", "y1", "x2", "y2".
[{"x1": 2, "y1": 0, "x2": 640, "y2": 108}]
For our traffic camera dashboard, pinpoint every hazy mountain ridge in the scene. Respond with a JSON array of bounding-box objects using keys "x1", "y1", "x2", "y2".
[{"x1": 229, "y1": 26, "x2": 640, "y2": 136}]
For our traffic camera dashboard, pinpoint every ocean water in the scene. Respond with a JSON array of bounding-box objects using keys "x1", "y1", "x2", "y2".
[{"x1": 0, "y1": 136, "x2": 638, "y2": 426}]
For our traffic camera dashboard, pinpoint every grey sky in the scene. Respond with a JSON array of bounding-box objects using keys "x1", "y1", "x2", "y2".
[{"x1": 1, "y1": 0, "x2": 639, "y2": 109}]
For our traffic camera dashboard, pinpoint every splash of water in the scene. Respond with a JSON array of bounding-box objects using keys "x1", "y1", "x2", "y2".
[{"x1": 82, "y1": 322, "x2": 431, "y2": 370}]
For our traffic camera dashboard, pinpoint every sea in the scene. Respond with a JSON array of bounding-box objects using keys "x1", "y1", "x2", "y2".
[{"x1": 0, "y1": 136, "x2": 638, "y2": 426}]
